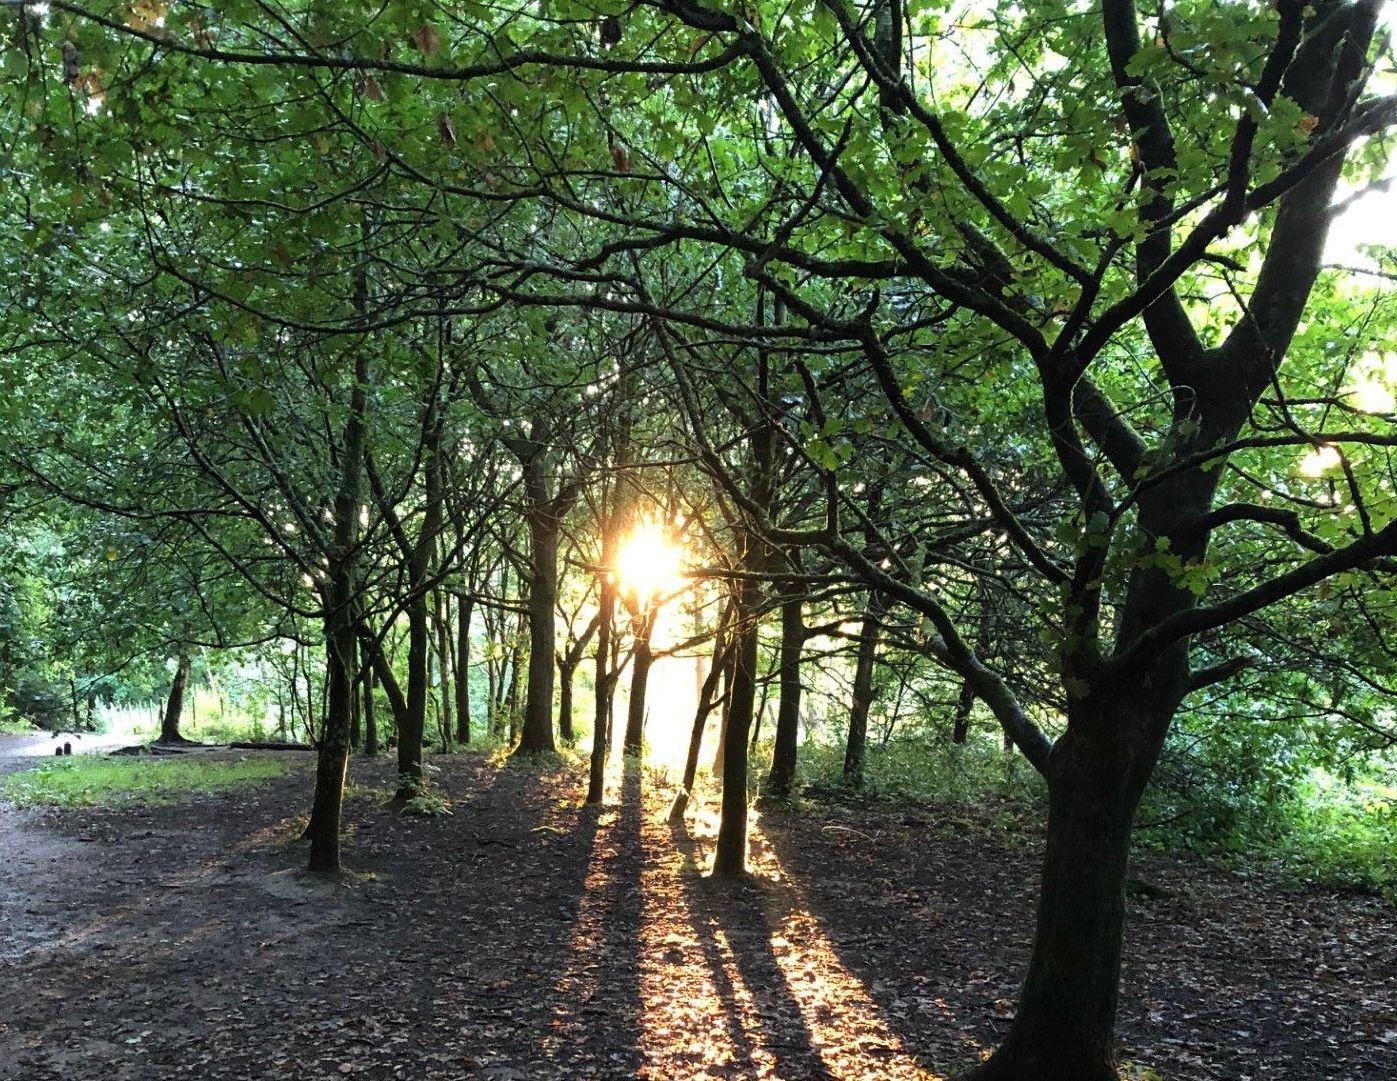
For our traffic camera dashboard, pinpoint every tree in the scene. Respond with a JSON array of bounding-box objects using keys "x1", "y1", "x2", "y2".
[
  {"x1": 763, "y1": 570, "x2": 808, "y2": 801},
  {"x1": 158, "y1": 653, "x2": 192, "y2": 743},
  {"x1": 10, "y1": 1, "x2": 1397, "y2": 1073}
]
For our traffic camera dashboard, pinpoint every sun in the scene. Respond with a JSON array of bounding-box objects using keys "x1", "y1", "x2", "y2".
[{"x1": 614, "y1": 517, "x2": 686, "y2": 604}]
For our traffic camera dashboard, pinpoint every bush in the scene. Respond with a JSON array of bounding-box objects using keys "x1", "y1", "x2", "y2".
[
  {"x1": 1138, "y1": 720, "x2": 1307, "y2": 854},
  {"x1": 1270, "y1": 776, "x2": 1397, "y2": 895},
  {"x1": 1135, "y1": 720, "x2": 1397, "y2": 896},
  {"x1": 792, "y1": 733, "x2": 1045, "y2": 813}
]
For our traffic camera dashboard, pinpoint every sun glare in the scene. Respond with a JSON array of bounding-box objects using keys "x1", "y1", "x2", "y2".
[
  {"x1": 1350, "y1": 379, "x2": 1395, "y2": 414},
  {"x1": 1347, "y1": 352, "x2": 1397, "y2": 414},
  {"x1": 1299, "y1": 444, "x2": 1342, "y2": 478},
  {"x1": 615, "y1": 518, "x2": 686, "y2": 604}
]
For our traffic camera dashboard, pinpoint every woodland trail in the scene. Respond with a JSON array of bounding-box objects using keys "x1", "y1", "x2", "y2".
[
  {"x1": 0, "y1": 729, "x2": 143, "y2": 768},
  {"x1": 0, "y1": 753, "x2": 1392, "y2": 1080}
]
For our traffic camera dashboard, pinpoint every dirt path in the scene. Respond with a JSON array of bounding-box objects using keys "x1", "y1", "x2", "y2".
[
  {"x1": 0, "y1": 725, "x2": 147, "y2": 764},
  {"x1": 0, "y1": 753, "x2": 1392, "y2": 1080}
]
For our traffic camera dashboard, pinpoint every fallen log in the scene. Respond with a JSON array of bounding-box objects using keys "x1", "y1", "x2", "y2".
[
  {"x1": 228, "y1": 740, "x2": 314, "y2": 751},
  {"x1": 108, "y1": 744, "x2": 190, "y2": 756}
]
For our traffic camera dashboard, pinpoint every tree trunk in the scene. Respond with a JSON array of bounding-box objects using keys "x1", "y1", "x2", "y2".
[
  {"x1": 455, "y1": 594, "x2": 473, "y2": 745},
  {"x1": 765, "y1": 593, "x2": 804, "y2": 800},
  {"x1": 357, "y1": 625, "x2": 408, "y2": 739},
  {"x1": 397, "y1": 595, "x2": 429, "y2": 796},
  {"x1": 349, "y1": 655, "x2": 362, "y2": 752},
  {"x1": 682, "y1": 616, "x2": 731, "y2": 795},
  {"x1": 586, "y1": 580, "x2": 616, "y2": 803},
  {"x1": 556, "y1": 604, "x2": 600, "y2": 748},
  {"x1": 435, "y1": 590, "x2": 453, "y2": 751},
  {"x1": 307, "y1": 595, "x2": 354, "y2": 873},
  {"x1": 712, "y1": 647, "x2": 734, "y2": 779},
  {"x1": 959, "y1": 728, "x2": 1144, "y2": 1081},
  {"x1": 622, "y1": 611, "x2": 656, "y2": 754},
  {"x1": 486, "y1": 628, "x2": 499, "y2": 736},
  {"x1": 558, "y1": 657, "x2": 577, "y2": 744},
  {"x1": 306, "y1": 277, "x2": 368, "y2": 873},
  {"x1": 951, "y1": 680, "x2": 975, "y2": 744},
  {"x1": 505, "y1": 604, "x2": 525, "y2": 743},
  {"x1": 159, "y1": 653, "x2": 191, "y2": 743},
  {"x1": 671, "y1": 623, "x2": 733, "y2": 825},
  {"x1": 362, "y1": 662, "x2": 378, "y2": 757},
  {"x1": 303, "y1": 642, "x2": 319, "y2": 744},
  {"x1": 288, "y1": 645, "x2": 302, "y2": 742},
  {"x1": 844, "y1": 595, "x2": 887, "y2": 787},
  {"x1": 712, "y1": 581, "x2": 760, "y2": 877},
  {"x1": 515, "y1": 509, "x2": 559, "y2": 754}
]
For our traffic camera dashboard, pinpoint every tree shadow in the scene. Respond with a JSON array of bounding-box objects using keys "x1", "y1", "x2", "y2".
[
  {"x1": 750, "y1": 800, "x2": 1029, "y2": 1075},
  {"x1": 536, "y1": 757, "x2": 646, "y2": 1072},
  {"x1": 668, "y1": 822, "x2": 845, "y2": 1080}
]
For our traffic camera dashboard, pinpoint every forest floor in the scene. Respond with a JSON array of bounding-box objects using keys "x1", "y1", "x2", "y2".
[{"x1": 0, "y1": 748, "x2": 1393, "y2": 1081}]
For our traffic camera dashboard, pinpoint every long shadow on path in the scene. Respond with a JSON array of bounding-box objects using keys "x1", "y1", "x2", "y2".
[{"x1": 661, "y1": 817, "x2": 943, "y2": 1080}]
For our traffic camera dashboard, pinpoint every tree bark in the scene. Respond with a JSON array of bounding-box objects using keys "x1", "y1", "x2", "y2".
[
  {"x1": 711, "y1": 647, "x2": 734, "y2": 780},
  {"x1": 305, "y1": 282, "x2": 368, "y2": 871},
  {"x1": 712, "y1": 579, "x2": 761, "y2": 876},
  {"x1": 485, "y1": 609, "x2": 500, "y2": 735},
  {"x1": 307, "y1": 587, "x2": 354, "y2": 873},
  {"x1": 622, "y1": 610, "x2": 656, "y2": 754},
  {"x1": 435, "y1": 590, "x2": 453, "y2": 751},
  {"x1": 349, "y1": 654, "x2": 362, "y2": 752},
  {"x1": 681, "y1": 605, "x2": 732, "y2": 795},
  {"x1": 302, "y1": 641, "x2": 319, "y2": 744},
  {"x1": 764, "y1": 592, "x2": 804, "y2": 800},
  {"x1": 516, "y1": 507, "x2": 559, "y2": 753},
  {"x1": 395, "y1": 593, "x2": 430, "y2": 796},
  {"x1": 844, "y1": 594, "x2": 889, "y2": 787},
  {"x1": 400, "y1": 424, "x2": 444, "y2": 787},
  {"x1": 558, "y1": 611, "x2": 599, "y2": 745},
  {"x1": 159, "y1": 653, "x2": 191, "y2": 743},
  {"x1": 455, "y1": 593, "x2": 473, "y2": 745},
  {"x1": 558, "y1": 655, "x2": 577, "y2": 744},
  {"x1": 951, "y1": 680, "x2": 976, "y2": 744},
  {"x1": 362, "y1": 661, "x2": 378, "y2": 757},
  {"x1": 586, "y1": 579, "x2": 617, "y2": 803},
  {"x1": 357, "y1": 624, "x2": 408, "y2": 738},
  {"x1": 959, "y1": 717, "x2": 1153, "y2": 1081},
  {"x1": 506, "y1": 621, "x2": 522, "y2": 741}
]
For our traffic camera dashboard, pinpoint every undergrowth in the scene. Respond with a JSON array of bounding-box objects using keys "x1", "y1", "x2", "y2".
[
  {"x1": 1140, "y1": 753, "x2": 1397, "y2": 899},
  {"x1": 0, "y1": 700, "x2": 43, "y2": 734},
  {"x1": 1250, "y1": 777, "x2": 1397, "y2": 897},
  {"x1": 794, "y1": 736, "x2": 1045, "y2": 817},
  {"x1": 792, "y1": 733, "x2": 1395, "y2": 898}
]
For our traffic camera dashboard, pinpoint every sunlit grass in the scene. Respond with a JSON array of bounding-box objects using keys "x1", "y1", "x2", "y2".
[{"x1": 0, "y1": 755, "x2": 292, "y2": 808}]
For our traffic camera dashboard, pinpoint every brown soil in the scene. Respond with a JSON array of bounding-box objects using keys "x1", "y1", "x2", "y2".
[{"x1": 0, "y1": 751, "x2": 1392, "y2": 1080}]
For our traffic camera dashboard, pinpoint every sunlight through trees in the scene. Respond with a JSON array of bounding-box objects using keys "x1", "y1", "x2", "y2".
[{"x1": 4, "y1": 1, "x2": 1397, "y2": 1077}]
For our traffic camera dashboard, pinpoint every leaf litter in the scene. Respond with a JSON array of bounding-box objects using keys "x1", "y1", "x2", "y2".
[{"x1": 0, "y1": 751, "x2": 1391, "y2": 1080}]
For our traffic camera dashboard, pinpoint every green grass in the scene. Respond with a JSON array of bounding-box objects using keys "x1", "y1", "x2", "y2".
[{"x1": 0, "y1": 755, "x2": 293, "y2": 808}]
